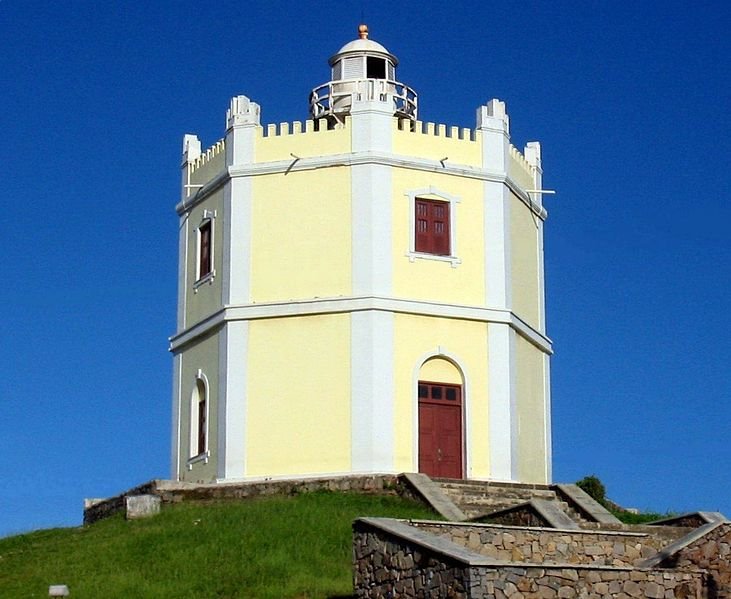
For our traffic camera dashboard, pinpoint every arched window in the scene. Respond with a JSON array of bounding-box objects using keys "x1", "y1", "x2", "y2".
[{"x1": 189, "y1": 374, "x2": 208, "y2": 459}]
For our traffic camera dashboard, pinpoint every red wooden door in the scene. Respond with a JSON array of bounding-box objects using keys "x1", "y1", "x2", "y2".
[{"x1": 418, "y1": 381, "x2": 463, "y2": 478}]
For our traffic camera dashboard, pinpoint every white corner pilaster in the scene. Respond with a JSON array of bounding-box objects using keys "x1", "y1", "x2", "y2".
[
  {"x1": 181, "y1": 134, "x2": 201, "y2": 202},
  {"x1": 487, "y1": 323, "x2": 518, "y2": 481},
  {"x1": 543, "y1": 352, "x2": 553, "y2": 483},
  {"x1": 350, "y1": 99, "x2": 394, "y2": 296},
  {"x1": 525, "y1": 141, "x2": 547, "y2": 333},
  {"x1": 478, "y1": 99, "x2": 512, "y2": 310},
  {"x1": 479, "y1": 99, "x2": 519, "y2": 481},
  {"x1": 217, "y1": 320, "x2": 249, "y2": 480},
  {"x1": 351, "y1": 311, "x2": 395, "y2": 472},
  {"x1": 223, "y1": 95, "x2": 259, "y2": 306},
  {"x1": 171, "y1": 352, "x2": 183, "y2": 480}
]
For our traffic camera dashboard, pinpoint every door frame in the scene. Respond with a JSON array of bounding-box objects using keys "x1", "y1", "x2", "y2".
[
  {"x1": 418, "y1": 380, "x2": 463, "y2": 478},
  {"x1": 412, "y1": 351, "x2": 469, "y2": 478}
]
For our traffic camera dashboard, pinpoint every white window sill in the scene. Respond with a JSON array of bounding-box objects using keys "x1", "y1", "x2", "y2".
[
  {"x1": 187, "y1": 450, "x2": 210, "y2": 470},
  {"x1": 406, "y1": 252, "x2": 461, "y2": 268},
  {"x1": 193, "y1": 270, "x2": 216, "y2": 292}
]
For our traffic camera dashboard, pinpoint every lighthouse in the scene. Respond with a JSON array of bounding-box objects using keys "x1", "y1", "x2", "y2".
[{"x1": 170, "y1": 26, "x2": 552, "y2": 485}]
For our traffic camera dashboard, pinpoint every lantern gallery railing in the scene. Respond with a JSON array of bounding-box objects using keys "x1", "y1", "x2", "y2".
[{"x1": 309, "y1": 78, "x2": 418, "y2": 121}]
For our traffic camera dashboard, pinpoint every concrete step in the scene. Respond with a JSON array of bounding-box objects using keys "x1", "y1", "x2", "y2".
[{"x1": 433, "y1": 478, "x2": 591, "y2": 526}]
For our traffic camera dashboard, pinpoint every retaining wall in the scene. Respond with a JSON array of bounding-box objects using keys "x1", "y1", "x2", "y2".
[
  {"x1": 353, "y1": 518, "x2": 705, "y2": 599},
  {"x1": 410, "y1": 520, "x2": 680, "y2": 567}
]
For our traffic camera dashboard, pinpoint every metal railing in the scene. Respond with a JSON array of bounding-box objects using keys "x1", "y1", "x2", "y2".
[{"x1": 309, "y1": 78, "x2": 418, "y2": 121}]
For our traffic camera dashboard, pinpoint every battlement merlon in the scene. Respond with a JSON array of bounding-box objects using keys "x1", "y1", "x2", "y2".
[{"x1": 226, "y1": 95, "x2": 260, "y2": 167}]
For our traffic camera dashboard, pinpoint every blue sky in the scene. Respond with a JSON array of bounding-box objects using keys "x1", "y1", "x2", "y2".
[{"x1": 1, "y1": 1, "x2": 729, "y2": 537}]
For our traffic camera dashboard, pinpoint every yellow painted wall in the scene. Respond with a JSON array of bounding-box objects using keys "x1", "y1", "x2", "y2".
[
  {"x1": 184, "y1": 190, "x2": 224, "y2": 327},
  {"x1": 393, "y1": 121, "x2": 481, "y2": 166},
  {"x1": 255, "y1": 123, "x2": 350, "y2": 162},
  {"x1": 177, "y1": 330, "x2": 220, "y2": 482},
  {"x1": 392, "y1": 314, "x2": 490, "y2": 478},
  {"x1": 391, "y1": 169, "x2": 486, "y2": 306},
  {"x1": 515, "y1": 334, "x2": 548, "y2": 483},
  {"x1": 246, "y1": 314, "x2": 351, "y2": 476},
  {"x1": 420, "y1": 357, "x2": 462, "y2": 384},
  {"x1": 510, "y1": 194, "x2": 541, "y2": 330},
  {"x1": 250, "y1": 168, "x2": 352, "y2": 303}
]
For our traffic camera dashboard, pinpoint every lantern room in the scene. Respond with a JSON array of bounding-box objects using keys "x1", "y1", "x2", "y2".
[{"x1": 309, "y1": 25, "x2": 418, "y2": 123}]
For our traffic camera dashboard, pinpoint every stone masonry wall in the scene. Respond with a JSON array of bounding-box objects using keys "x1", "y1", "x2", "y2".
[
  {"x1": 477, "y1": 566, "x2": 703, "y2": 599},
  {"x1": 660, "y1": 522, "x2": 731, "y2": 598},
  {"x1": 353, "y1": 519, "x2": 705, "y2": 599},
  {"x1": 411, "y1": 521, "x2": 675, "y2": 567},
  {"x1": 353, "y1": 524, "x2": 479, "y2": 598}
]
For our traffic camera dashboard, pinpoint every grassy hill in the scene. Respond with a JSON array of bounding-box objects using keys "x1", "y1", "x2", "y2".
[{"x1": 0, "y1": 491, "x2": 437, "y2": 598}]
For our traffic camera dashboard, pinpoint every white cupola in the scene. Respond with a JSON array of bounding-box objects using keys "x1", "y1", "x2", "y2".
[{"x1": 309, "y1": 25, "x2": 418, "y2": 123}]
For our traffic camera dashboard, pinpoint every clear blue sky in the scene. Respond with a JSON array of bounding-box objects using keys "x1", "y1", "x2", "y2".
[{"x1": 1, "y1": 1, "x2": 729, "y2": 537}]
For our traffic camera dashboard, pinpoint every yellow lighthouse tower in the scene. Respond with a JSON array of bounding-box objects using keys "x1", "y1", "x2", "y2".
[{"x1": 170, "y1": 26, "x2": 552, "y2": 485}]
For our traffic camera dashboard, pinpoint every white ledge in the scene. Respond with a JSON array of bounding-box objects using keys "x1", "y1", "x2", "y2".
[
  {"x1": 169, "y1": 296, "x2": 552, "y2": 354},
  {"x1": 175, "y1": 151, "x2": 547, "y2": 220}
]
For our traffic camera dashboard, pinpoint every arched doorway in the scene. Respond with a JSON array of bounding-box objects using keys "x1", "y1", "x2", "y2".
[{"x1": 418, "y1": 358, "x2": 463, "y2": 479}]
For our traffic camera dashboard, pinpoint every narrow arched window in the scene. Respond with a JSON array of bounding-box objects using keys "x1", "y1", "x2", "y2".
[
  {"x1": 195, "y1": 379, "x2": 207, "y2": 456},
  {"x1": 190, "y1": 376, "x2": 208, "y2": 459},
  {"x1": 197, "y1": 219, "x2": 212, "y2": 279}
]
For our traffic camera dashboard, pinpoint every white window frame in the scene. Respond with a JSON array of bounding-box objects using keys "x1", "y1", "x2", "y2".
[
  {"x1": 187, "y1": 369, "x2": 210, "y2": 468},
  {"x1": 193, "y1": 209, "x2": 216, "y2": 289},
  {"x1": 405, "y1": 186, "x2": 461, "y2": 267}
]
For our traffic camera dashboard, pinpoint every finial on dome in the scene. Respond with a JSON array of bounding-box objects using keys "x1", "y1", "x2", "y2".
[{"x1": 358, "y1": 24, "x2": 369, "y2": 39}]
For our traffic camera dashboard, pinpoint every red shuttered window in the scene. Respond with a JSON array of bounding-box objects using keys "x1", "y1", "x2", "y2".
[{"x1": 415, "y1": 198, "x2": 450, "y2": 256}]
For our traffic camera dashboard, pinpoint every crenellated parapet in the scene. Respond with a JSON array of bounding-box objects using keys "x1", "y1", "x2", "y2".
[
  {"x1": 509, "y1": 143, "x2": 538, "y2": 189},
  {"x1": 190, "y1": 139, "x2": 225, "y2": 174}
]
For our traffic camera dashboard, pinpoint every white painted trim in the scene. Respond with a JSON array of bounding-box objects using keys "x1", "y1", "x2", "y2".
[
  {"x1": 217, "y1": 321, "x2": 248, "y2": 480},
  {"x1": 214, "y1": 469, "x2": 402, "y2": 484},
  {"x1": 405, "y1": 186, "x2": 461, "y2": 267},
  {"x1": 351, "y1": 311, "x2": 395, "y2": 472},
  {"x1": 411, "y1": 350, "x2": 471, "y2": 478},
  {"x1": 536, "y1": 218, "x2": 547, "y2": 334},
  {"x1": 222, "y1": 177, "x2": 252, "y2": 305},
  {"x1": 171, "y1": 353, "x2": 182, "y2": 480},
  {"x1": 176, "y1": 214, "x2": 188, "y2": 332},
  {"x1": 543, "y1": 353, "x2": 553, "y2": 483},
  {"x1": 487, "y1": 323, "x2": 516, "y2": 481},
  {"x1": 169, "y1": 296, "x2": 553, "y2": 355},
  {"x1": 484, "y1": 182, "x2": 512, "y2": 310},
  {"x1": 351, "y1": 164, "x2": 393, "y2": 295},
  {"x1": 194, "y1": 216, "x2": 215, "y2": 286},
  {"x1": 350, "y1": 97, "x2": 393, "y2": 296},
  {"x1": 187, "y1": 450, "x2": 210, "y2": 470},
  {"x1": 188, "y1": 369, "x2": 211, "y2": 461},
  {"x1": 175, "y1": 153, "x2": 547, "y2": 221},
  {"x1": 192, "y1": 270, "x2": 216, "y2": 291}
]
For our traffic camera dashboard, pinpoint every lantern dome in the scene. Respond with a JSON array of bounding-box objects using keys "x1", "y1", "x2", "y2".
[{"x1": 309, "y1": 25, "x2": 417, "y2": 123}]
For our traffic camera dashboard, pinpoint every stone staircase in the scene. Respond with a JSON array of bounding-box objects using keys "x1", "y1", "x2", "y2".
[
  {"x1": 435, "y1": 478, "x2": 564, "y2": 518},
  {"x1": 432, "y1": 478, "x2": 607, "y2": 526}
]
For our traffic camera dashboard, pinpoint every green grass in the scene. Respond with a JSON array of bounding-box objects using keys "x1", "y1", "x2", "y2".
[
  {"x1": 0, "y1": 492, "x2": 437, "y2": 599},
  {"x1": 611, "y1": 509, "x2": 674, "y2": 525}
]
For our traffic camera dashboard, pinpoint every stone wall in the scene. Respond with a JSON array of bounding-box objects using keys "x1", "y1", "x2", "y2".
[
  {"x1": 657, "y1": 522, "x2": 731, "y2": 598},
  {"x1": 411, "y1": 521, "x2": 677, "y2": 567},
  {"x1": 353, "y1": 524, "x2": 481, "y2": 598},
  {"x1": 84, "y1": 474, "x2": 405, "y2": 525},
  {"x1": 477, "y1": 566, "x2": 703, "y2": 599},
  {"x1": 353, "y1": 518, "x2": 705, "y2": 599}
]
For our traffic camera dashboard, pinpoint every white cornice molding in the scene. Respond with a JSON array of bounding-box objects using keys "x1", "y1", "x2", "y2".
[
  {"x1": 175, "y1": 152, "x2": 547, "y2": 220},
  {"x1": 169, "y1": 296, "x2": 553, "y2": 354}
]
